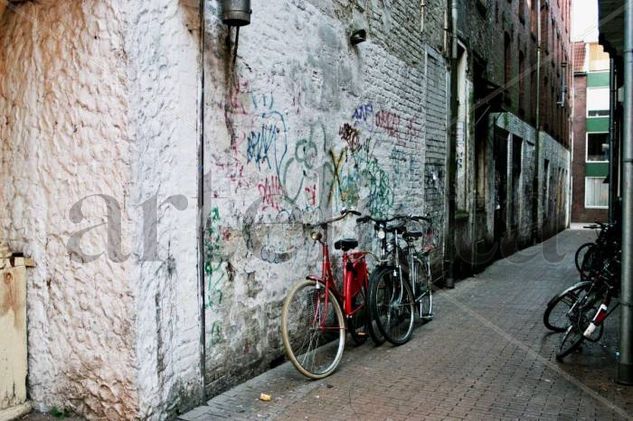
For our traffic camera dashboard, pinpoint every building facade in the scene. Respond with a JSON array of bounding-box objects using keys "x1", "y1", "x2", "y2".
[
  {"x1": 0, "y1": 0, "x2": 451, "y2": 419},
  {"x1": 0, "y1": 0, "x2": 573, "y2": 419},
  {"x1": 451, "y1": 0, "x2": 572, "y2": 275},
  {"x1": 571, "y1": 42, "x2": 610, "y2": 223}
]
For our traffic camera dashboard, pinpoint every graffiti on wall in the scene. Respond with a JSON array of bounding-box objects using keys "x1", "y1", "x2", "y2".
[{"x1": 204, "y1": 207, "x2": 229, "y2": 313}]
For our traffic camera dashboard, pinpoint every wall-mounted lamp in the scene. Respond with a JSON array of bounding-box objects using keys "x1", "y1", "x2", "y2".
[
  {"x1": 221, "y1": 0, "x2": 252, "y2": 27},
  {"x1": 350, "y1": 29, "x2": 367, "y2": 45}
]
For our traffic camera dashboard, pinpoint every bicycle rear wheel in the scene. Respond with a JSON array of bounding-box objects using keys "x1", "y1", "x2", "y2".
[
  {"x1": 369, "y1": 267, "x2": 415, "y2": 345},
  {"x1": 579, "y1": 245, "x2": 600, "y2": 280},
  {"x1": 574, "y1": 242, "x2": 594, "y2": 274},
  {"x1": 543, "y1": 281, "x2": 592, "y2": 332},
  {"x1": 348, "y1": 285, "x2": 369, "y2": 346},
  {"x1": 281, "y1": 280, "x2": 346, "y2": 379},
  {"x1": 410, "y1": 256, "x2": 433, "y2": 321}
]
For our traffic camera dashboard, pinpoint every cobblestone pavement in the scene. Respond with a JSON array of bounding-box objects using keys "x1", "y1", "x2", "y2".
[{"x1": 180, "y1": 229, "x2": 633, "y2": 421}]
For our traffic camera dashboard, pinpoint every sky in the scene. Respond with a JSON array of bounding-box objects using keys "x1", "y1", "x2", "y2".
[{"x1": 571, "y1": 0, "x2": 599, "y2": 42}]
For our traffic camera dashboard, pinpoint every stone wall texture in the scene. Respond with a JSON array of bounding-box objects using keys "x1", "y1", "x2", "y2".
[
  {"x1": 0, "y1": 1, "x2": 204, "y2": 419},
  {"x1": 0, "y1": 1, "x2": 139, "y2": 418}
]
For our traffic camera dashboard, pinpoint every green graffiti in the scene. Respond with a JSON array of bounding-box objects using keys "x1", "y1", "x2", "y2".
[{"x1": 204, "y1": 207, "x2": 225, "y2": 309}]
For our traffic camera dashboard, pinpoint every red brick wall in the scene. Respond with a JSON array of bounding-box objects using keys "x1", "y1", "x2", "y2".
[{"x1": 571, "y1": 74, "x2": 608, "y2": 222}]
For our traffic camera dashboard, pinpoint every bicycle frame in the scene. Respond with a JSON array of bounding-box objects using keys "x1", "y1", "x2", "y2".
[{"x1": 307, "y1": 230, "x2": 369, "y2": 329}]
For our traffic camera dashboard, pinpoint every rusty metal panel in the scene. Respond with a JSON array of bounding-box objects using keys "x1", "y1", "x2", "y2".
[{"x1": 0, "y1": 259, "x2": 28, "y2": 412}]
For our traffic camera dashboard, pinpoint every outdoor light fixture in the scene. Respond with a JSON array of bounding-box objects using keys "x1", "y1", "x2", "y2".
[
  {"x1": 350, "y1": 29, "x2": 367, "y2": 45},
  {"x1": 221, "y1": 0, "x2": 252, "y2": 27}
]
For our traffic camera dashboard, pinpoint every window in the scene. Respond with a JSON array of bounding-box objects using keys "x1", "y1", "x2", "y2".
[
  {"x1": 586, "y1": 133, "x2": 609, "y2": 162},
  {"x1": 585, "y1": 177, "x2": 608, "y2": 208},
  {"x1": 586, "y1": 87, "x2": 610, "y2": 117}
]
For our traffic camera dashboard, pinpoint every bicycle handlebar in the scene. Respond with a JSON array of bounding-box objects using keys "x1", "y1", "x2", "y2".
[
  {"x1": 357, "y1": 214, "x2": 432, "y2": 225},
  {"x1": 307, "y1": 208, "x2": 361, "y2": 228}
]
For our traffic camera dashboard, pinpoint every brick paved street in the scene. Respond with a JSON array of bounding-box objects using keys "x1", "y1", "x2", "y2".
[{"x1": 180, "y1": 229, "x2": 633, "y2": 421}]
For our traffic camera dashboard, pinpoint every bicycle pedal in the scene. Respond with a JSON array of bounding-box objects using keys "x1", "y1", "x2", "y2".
[{"x1": 421, "y1": 314, "x2": 434, "y2": 321}]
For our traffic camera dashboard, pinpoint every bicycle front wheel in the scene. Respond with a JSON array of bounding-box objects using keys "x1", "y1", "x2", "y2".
[
  {"x1": 556, "y1": 324, "x2": 584, "y2": 360},
  {"x1": 281, "y1": 280, "x2": 346, "y2": 379},
  {"x1": 556, "y1": 287, "x2": 602, "y2": 360},
  {"x1": 369, "y1": 267, "x2": 415, "y2": 345}
]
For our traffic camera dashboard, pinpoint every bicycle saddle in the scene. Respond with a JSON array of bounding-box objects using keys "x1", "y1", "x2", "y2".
[
  {"x1": 334, "y1": 238, "x2": 358, "y2": 251},
  {"x1": 404, "y1": 231, "x2": 423, "y2": 239}
]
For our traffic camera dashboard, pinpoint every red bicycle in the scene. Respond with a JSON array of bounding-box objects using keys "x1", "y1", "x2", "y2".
[{"x1": 281, "y1": 209, "x2": 377, "y2": 379}]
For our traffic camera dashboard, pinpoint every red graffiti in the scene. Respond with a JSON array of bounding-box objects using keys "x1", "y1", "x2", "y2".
[
  {"x1": 215, "y1": 133, "x2": 251, "y2": 192},
  {"x1": 375, "y1": 110, "x2": 401, "y2": 138},
  {"x1": 258, "y1": 176, "x2": 283, "y2": 211},
  {"x1": 400, "y1": 117, "x2": 421, "y2": 146},
  {"x1": 305, "y1": 184, "x2": 317, "y2": 207},
  {"x1": 227, "y1": 80, "x2": 251, "y2": 115}
]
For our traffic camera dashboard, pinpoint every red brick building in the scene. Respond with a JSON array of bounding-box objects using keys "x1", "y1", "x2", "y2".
[{"x1": 571, "y1": 42, "x2": 610, "y2": 223}]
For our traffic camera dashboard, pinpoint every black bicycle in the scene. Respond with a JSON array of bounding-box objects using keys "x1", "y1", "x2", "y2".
[
  {"x1": 556, "y1": 252, "x2": 621, "y2": 360},
  {"x1": 359, "y1": 214, "x2": 434, "y2": 346}
]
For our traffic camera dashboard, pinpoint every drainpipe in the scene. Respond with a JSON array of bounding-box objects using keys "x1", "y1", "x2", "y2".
[
  {"x1": 532, "y1": 0, "x2": 542, "y2": 243},
  {"x1": 608, "y1": 58, "x2": 618, "y2": 223},
  {"x1": 617, "y1": 0, "x2": 633, "y2": 386},
  {"x1": 445, "y1": 0, "x2": 458, "y2": 288},
  {"x1": 198, "y1": 0, "x2": 207, "y2": 392}
]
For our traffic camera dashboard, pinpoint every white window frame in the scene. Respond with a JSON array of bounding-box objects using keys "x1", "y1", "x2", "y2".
[
  {"x1": 586, "y1": 86, "x2": 610, "y2": 118},
  {"x1": 585, "y1": 131, "x2": 609, "y2": 163},
  {"x1": 584, "y1": 176, "x2": 609, "y2": 209}
]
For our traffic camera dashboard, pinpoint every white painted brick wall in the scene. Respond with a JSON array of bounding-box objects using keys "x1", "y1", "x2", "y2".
[{"x1": 201, "y1": 0, "x2": 449, "y2": 396}]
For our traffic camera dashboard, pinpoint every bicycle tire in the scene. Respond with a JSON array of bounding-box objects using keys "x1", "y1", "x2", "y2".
[
  {"x1": 579, "y1": 245, "x2": 599, "y2": 280},
  {"x1": 281, "y1": 279, "x2": 346, "y2": 379},
  {"x1": 574, "y1": 243, "x2": 594, "y2": 274},
  {"x1": 556, "y1": 324, "x2": 585, "y2": 360},
  {"x1": 410, "y1": 256, "x2": 433, "y2": 321},
  {"x1": 556, "y1": 287, "x2": 602, "y2": 360},
  {"x1": 543, "y1": 281, "x2": 592, "y2": 332},
  {"x1": 369, "y1": 266, "x2": 415, "y2": 345},
  {"x1": 348, "y1": 285, "x2": 369, "y2": 346},
  {"x1": 367, "y1": 270, "x2": 386, "y2": 346}
]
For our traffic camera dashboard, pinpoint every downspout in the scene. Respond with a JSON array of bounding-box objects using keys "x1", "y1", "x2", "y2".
[
  {"x1": 608, "y1": 58, "x2": 618, "y2": 223},
  {"x1": 445, "y1": 0, "x2": 458, "y2": 288},
  {"x1": 197, "y1": 0, "x2": 207, "y2": 392},
  {"x1": 617, "y1": 0, "x2": 633, "y2": 386},
  {"x1": 532, "y1": 0, "x2": 542, "y2": 243}
]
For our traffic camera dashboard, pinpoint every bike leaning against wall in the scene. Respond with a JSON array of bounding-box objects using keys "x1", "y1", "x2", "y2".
[{"x1": 280, "y1": 208, "x2": 380, "y2": 379}]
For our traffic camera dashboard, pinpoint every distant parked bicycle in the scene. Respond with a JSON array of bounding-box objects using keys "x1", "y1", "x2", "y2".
[
  {"x1": 544, "y1": 221, "x2": 621, "y2": 333},
  {"x1": 575, "y1": 221, "x2": 620, "y2": 281},
  {"x1": 280, "y1": 209, "x2": 380, "y2": 379}
]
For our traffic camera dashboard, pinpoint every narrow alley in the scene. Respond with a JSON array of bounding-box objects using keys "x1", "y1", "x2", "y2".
[{"x1": 180, "y1": 229, "x2": 632, "y2": 420}]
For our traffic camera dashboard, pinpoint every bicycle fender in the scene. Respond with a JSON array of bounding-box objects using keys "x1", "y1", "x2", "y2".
[{"x1": 548, "y1": 280, "x2": 592, "y2": 307}]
